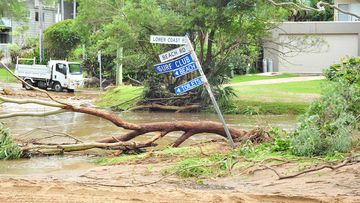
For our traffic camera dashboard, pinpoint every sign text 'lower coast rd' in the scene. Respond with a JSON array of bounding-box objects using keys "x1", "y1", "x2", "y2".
[
  {"x1": 150, "y1": 35, "x2": 236, "y2": 148},
  {"x1": 153, "y1": 53, "x2": 193, "y2": 74},
  {"x1": 175, "y1": 76, "x2": 203, "y2": 95},
  {"x1": 150, "y1": 35, "x2": 187, "y2": 45}
]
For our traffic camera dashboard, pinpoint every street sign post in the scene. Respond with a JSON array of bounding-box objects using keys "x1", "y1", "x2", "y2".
[
  {"x1": 158, "y1": 45, "x2": 190, "y2": 62},
  {"x1": 174, "y1": 76, "x2": 203, "y2": 95},
  {"x1": 153, "y1": 53, "x2": 193, "y2": 74},
  {"x1": 150, "y1": 35, "x2": 236, "y2": 148}
]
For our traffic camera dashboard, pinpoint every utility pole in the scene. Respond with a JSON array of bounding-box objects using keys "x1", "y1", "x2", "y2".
[
  {"x1": 98, "y1": 51, "x2": 102, "y2": 90},
  {"x1": 116, "y1": 0, "x2": 125, "y2": 86},
  {"x1": 61, "y1": 0, "x2": 64, "y2": 21},
  {"x1": 116, "y1": 48, "x2": 123, "y2": 86},
  {"x1": 39, "y1": 0, "x2": 44, "y2": 63},
  {"x1": 73, "y1": 0, "x2": 76, "y2": 18}
]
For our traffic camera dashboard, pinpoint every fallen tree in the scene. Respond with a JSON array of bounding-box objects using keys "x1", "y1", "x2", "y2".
[{"x1": 0, "y1": 62, "x2": 271, "y2": 156}]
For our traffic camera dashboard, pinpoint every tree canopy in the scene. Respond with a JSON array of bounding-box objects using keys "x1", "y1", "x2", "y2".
[
  {"x1": 44, "y1": 19, "x2": 82, "y2": 60},
  {"x1": 75, "y1": 0, "x2": 287, "y2": 105},
  {"x1": 0, "y1": 0, "x2": 26, "y2": 20}
]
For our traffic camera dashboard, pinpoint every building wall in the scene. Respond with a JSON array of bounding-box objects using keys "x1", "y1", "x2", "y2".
[
  {"x1": 334, "y1": 0, "x2": 360, "y2": 21},
  {"x1": 0, "y1": 0, "x2": 76, "y2": 62},
  {"x1": 11, "y1": 0, "x2": 57, "y2": 44},
  {"x1": 264, "y1": 22, "x2": 360, "y2": 74}
]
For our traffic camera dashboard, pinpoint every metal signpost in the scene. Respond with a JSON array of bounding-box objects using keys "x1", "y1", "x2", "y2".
[
  {"x1": 150, "y1": 35, "x2": 236, "y2": 148},
  {"x1": 98, "y1": 51, "x2": 103, "y2": 90}
]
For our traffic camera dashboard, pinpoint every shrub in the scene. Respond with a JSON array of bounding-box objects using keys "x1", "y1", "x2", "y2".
[
  {"x1": 44, "y1": 19, "x2": 81, "y2": 59},
  {"x1": 290, "y1": 57, "x2": 360, "y2": 156},
  {"x1": 7, "y1": 43, "x2": 21, "y2": 64},
  {"x1": 0, "y1": 123, "x2": 22, "y2": 160}
]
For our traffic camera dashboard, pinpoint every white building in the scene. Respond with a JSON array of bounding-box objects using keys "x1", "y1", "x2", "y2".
[
  {"x1": 334, "y1": 0, "x2": 360, "y2": 21},
  {"x1": 0, "y1": 0, "x2": 77, "y2": 61},
  {"x1": 263, "y1": 0, "x2": 360, "y2": 74}
]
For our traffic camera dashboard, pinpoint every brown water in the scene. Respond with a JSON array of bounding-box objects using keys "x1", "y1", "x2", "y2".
[{"x1": 0, "y1": 103, "x2": 297, "y2": 175}]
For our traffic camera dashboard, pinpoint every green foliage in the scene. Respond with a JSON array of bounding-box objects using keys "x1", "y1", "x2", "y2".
[
  {"x1": 324, "y1": 57, "x2": 360, "y2": 84},
  {"x1": 172, "y1": 158, "x2": 213, "y2": 178},
  {"x1": 44, "y1": 19, "x2": 82, "y2": 59},
  {"x1": 75, "y1": 0, "x2": 287, "y2": 105},
  {"x1": 286, "y1": 0, "x2": 334, "y2": 21},
  {"x1": 0, "y1": 50, "x2": 3, "y2": 60},
  {"x1": 291, "y1": 57, "x2": 360, "y2": 156},
  {"x1": 0, "y1": 0, "x2": 26, "y2": 20},
  {"x1": 7, "y1": 43, "x2": 21, "y2": 64},
  {"x1": 269, "y1": 127, "x2": 291, "y2": 152},
  {"x1": 0, "y1": 123, "x2": 22, "y2": 160}
]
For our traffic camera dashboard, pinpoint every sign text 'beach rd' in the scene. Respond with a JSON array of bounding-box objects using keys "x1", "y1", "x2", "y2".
[
  {"x1": 159, "y1": 45, "x2": 190, "y2": 63},
  {"x1": 154, "y1": 53, "x2": 193, "y2": 74},
  {"x1": 150, "y1": 35, "x2": 187, "y2": 45},
  {"x1": 174, "y1": 76, "x2": 203, "y2": 95},
  {"x1": 173, "y1": 63, "x2": 198, "y2": 78}
]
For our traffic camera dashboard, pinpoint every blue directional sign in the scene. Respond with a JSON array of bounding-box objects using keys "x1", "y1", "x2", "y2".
[
  {"x1": 174, "y1": 76, "x2": 203, "y2": 95},
  {"x1": 154, "y1": 53, "x2": 193, "y2": 74},
  {"x1": 173, "y1": 63, "x2": 198, "y2": 78}
]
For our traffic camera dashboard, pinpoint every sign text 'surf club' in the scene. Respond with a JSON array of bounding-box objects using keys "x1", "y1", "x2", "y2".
[
  {"x1": 153, "y1": 53, "x2": 193, "y2": 74},
  {"x1": 173, "y1": 63, "x2": 198, "y2": 78},
  {"x1": 150, "y1": 35, "x2": 236, "y2": 148},
  {"x1": 174, "y1": 76, "x2": 203, "y2": 95}
]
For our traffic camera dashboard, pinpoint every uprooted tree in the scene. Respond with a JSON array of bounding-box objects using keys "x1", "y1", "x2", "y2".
[{"x1": 0, "y1": 62, "x2": 270, "y2": 157}]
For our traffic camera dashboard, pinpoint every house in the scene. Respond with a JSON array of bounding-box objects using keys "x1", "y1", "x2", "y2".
[
  {"x1": 0, "y1": 0, "x2": 77, "y2": 61},
  {"x1": 263, "y1": 0, "x2": 360, "y2": 74}
]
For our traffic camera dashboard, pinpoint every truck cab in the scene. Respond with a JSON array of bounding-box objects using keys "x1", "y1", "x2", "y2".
[{"x1": 48, "y1": 60, "x2": 84, "y2": 92}]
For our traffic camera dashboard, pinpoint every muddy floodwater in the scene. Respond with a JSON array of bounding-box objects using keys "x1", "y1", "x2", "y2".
[{"x1": 0, "y1": 102, "x2": 297, "y2": 176}]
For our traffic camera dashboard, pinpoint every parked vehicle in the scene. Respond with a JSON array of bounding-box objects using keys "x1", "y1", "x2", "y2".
[{"x1": 15, "y1": 57, "x2": 84, "y2": 92}]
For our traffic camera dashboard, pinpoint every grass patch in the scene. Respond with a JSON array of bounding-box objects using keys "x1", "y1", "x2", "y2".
[
  {"x1": 228, "y1": 80, "x2": 324, "y2": 115},
  {"x1": 162, "y1": 140, "x2": 355, "y2": 179},
  {"x1": 231, "y1": 100, "x2": 309, "y2": 115},
  {"x1": 95, "y1": 146, "x2": 201, "y2": 165},
  {"x1": 95, "y1": 79, "x2": 323, "y2": 115},
  {"x1": 0, "y1": 68, "x2": 16, "y2": 83},
  {"x1": 229, "y1": 73, "x2": 297, "y2": 84},
  {"x1": 96, "y1": 85, "x2": 143, "y2": 110}
]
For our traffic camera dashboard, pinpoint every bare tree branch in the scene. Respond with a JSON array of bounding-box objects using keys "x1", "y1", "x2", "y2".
[
  {"x1": 0, "y1": 109, "x2": 67, "y2": 119},
  {"x1": 267, "y1": 0, "x2": 360, "y2": 19}
]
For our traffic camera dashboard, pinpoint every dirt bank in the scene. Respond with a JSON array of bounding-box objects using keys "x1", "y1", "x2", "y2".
[{"x1": 0, "y1": 147, "x2": 359, "y2": 203}]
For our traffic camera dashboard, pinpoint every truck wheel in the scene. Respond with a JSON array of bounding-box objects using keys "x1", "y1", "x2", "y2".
[
  {"x1": 24, "y1": 80, "x2": 33, "y2": 90},
  {"x1": 53, "y1": 83, "x2": 63, "y2": 92}
]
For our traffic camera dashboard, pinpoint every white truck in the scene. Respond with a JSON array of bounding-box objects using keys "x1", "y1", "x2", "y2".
[{"x1": 15, "y1": 58, "x2": 84, "y2": 92}]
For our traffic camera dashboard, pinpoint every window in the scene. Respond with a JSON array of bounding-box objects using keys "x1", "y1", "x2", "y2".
[
  {"x1": 35, "y1": 11, "x2": 39, "y2": 21},
  {"x1": 0, "y1": 28, "x2": 11, "y2": 44},
  {"x1": 338, "y1": 4, "x2": 350, "y2": 21},
  {"x1": 68, "y1": 64, "x2": 82, "y2": 75},
  {"x1": 56, "y1": 63, "x2": 67, "y2": 75},
  {"x1": 34, "y1": 0, "x2": 39, "y2": 7}
]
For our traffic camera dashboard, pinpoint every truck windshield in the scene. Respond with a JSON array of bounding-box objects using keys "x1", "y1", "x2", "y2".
[{"x1": 69, "y1": 64, "x2": 82, "y2": 75}]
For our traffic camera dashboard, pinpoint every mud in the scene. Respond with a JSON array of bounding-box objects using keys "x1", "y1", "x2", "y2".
[{"x1": 1, "y1": 83, "x2": 359, "y2": 202}]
